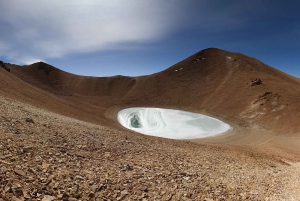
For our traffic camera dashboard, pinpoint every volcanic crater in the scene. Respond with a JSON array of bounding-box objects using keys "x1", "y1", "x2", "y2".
[{"x1": 1, "y1": 48, "x2": 300, "y2": 200}]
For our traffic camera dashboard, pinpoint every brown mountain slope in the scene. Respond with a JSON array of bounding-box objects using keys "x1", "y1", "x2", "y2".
[
  {"x1": 5, "y1": 48, "x2": 300, "y2": 135},
  {"x1": 0, "y1": 64, "x2": 119, "y2": 128},
  {"x1": 9, "y1": 62, "x2": 136, "y2": 97},
  {"x1": 123, "y1": 48, "x2": 300, "y2": 134}
]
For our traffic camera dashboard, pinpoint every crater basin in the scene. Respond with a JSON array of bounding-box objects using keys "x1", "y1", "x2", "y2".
[{"x1": 117, "y1": 107, "x2": 231, "y2": 139}]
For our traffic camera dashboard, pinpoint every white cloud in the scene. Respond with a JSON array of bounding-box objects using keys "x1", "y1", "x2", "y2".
[
  {"x1": 0, "y1": 0, "x2": 184, "y2": 64},
  {"x1": 0, "y1": 0, "x2": 259, "y2": 65}
]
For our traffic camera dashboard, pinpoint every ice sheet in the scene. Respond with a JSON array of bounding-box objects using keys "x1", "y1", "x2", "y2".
[{"x1": 117, "y1": 107, "x2": 231, "y2": 139}]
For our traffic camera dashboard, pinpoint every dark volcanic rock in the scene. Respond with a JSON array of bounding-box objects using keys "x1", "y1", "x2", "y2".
[
  {"x1": 251, "y1": 78, "x2": 262, "y2": 86},
  {"x1": 0, "y1": 60, "x2": 10, "y2": 72}
]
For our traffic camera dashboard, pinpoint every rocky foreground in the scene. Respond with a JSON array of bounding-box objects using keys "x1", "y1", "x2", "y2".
[{"x1": 0, "y1": 96, "x2": 299, "y2": 201}]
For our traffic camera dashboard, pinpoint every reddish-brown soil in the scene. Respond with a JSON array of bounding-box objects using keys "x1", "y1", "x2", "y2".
[{"x1": 1, "y1": 48, "x2": 300, "y2": 200}]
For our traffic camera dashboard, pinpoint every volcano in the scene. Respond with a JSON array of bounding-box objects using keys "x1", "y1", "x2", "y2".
[{"x1": 1, "y1": 48, "x2": 300, "y2": 200}]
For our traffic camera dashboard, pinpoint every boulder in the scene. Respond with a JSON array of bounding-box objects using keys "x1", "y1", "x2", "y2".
[{"x1": 251, "y1": 78, "x2": 262, "y2": 86}]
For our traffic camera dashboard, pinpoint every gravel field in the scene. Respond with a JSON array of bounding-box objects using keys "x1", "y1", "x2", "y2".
[{"x1": 0, "y1": 96, "x2": 299, "y2": 200}]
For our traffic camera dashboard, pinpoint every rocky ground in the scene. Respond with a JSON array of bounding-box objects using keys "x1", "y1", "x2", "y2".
[{"x1": 0, "y1": 96, "x2": 299, "y2": 201}]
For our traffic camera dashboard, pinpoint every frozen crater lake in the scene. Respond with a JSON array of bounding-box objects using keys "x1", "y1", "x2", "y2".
[{"x1": 118, "y1": 107, "x2": 231, "y2": 139}]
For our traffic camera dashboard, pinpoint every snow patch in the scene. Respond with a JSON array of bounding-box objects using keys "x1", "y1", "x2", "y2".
[
  {"x1": 118, "y1": 108, "x2": 231, "y2": 139},
  {"x1": 272, "y1": 105, "x2": 286, "y2": 112},
  {"x1": 175, "y1": 68, "x2": 183, "y2": 72}
]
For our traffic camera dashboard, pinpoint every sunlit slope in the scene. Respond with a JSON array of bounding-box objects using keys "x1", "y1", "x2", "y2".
[
  {"x1": 0, "y1": 64, "x2": 117, "y2": 126},
  {"x1": 9, "y1": 62, "x2": 136, "y2": 97},
  {"x1": 123, "y1": 48, "x2": 300, "y2": 133}
]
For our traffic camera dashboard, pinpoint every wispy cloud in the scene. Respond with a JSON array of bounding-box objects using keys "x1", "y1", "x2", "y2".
[
  {"x1": 0, "y1": 0, "x2": 263, "y2": 65},
  {"x1": 0, "y1": 0, "x2": 185, "y2": 64}
]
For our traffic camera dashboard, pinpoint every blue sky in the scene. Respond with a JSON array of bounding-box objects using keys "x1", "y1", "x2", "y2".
[{"x1": 0, "y1": 0, "x2": 299, "y2": 77}]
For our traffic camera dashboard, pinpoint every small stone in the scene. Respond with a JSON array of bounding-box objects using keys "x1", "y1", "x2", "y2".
[
  {"x1": 89, "y1": 193, "x2": 95, "y2": 198},
  {"x1": 42, "y1": 163, "x2": 50, "y2": 172},
  {"x1": 121, "y1": 190, "x2": 129, "y2": 195},
  {"x1": 71, "y1": 185, "x2": 79, "y2": 194},
  {"x1": 25, "y1": 118, "x2": 34, "y2": 124},
  {"x1": 42, "y1": 195, "x2": 55, "y2": 201},
  {"x1": 0, "y1": 159, "x2": 11, "y2": 164},
  {"x1": 14, "y1": 169, "x2": 26, "y2": 176},
  {"x1": 11, "y1": 197, "x2": 23, "y2": 201},
  {"x1": 76, "y1": 152, "x2": 86, "y2": 158},
  {"x1": 57, "y1": 194, "x2": 63, "y2": 199},
  {"x1": 75, "y1": 175, "x2": 84, "y2": 180},
  {"x1": 23, "y1": 189, "x2": 31, "y2": 199},
  {"x1": 4, "y1": 185, "x2": 11, "y2": 193}
]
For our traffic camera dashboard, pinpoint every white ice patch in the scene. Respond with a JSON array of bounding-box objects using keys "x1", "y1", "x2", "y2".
[
  {"x1": 117, "y1": 108, "x2": 231, "y2": 139},
  {"x1": 175, "y1": 68, "x2": 183, "y2": 72}
]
